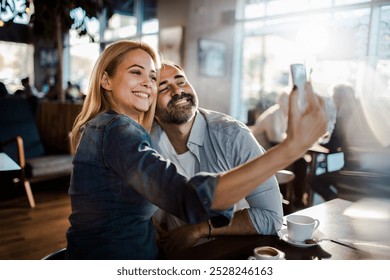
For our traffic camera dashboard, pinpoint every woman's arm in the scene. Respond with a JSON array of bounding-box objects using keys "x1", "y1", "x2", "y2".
[
  {"x1": 212, "y1": 83, "x2": 327, "y2": 210},
  {"x1": 156, "y1": 209, "x2": 257, "y2": 255}
]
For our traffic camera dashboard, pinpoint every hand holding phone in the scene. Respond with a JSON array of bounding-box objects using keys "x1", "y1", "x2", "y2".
[{"x1": 290, "y1": 63, "x2": 307, "y2": 112}]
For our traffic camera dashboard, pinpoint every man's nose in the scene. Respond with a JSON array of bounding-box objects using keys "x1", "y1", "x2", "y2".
[{"x1": 171, "y1": 86, "x2": 182, "y2": 96}]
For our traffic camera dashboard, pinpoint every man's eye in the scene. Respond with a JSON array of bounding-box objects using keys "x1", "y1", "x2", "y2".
[
  {"x1": 177, "y1": 79, "x2": 187, "y2": 86},
  {"x1": 150, "y1": 75, "x2": 157, "y2": 82}
]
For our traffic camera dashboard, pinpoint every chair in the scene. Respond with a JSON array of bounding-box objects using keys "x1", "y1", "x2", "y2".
[
  {"x1": 276, "y1": 170, "x2": 295, "y2": 213},
  {"x1": 275, "y1": 169, "x2": 295, "y2": 185},
  {"x1": 0, "y1": 98, "x2": 73, "y2": 208},
  {"x1": 42, "y1": 248, "x2": 67, "y2": 260}
]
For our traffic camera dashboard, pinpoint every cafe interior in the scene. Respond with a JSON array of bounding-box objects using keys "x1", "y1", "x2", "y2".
[{"x1": 1, "y1": 0, "x2": 390, "y2": 260}]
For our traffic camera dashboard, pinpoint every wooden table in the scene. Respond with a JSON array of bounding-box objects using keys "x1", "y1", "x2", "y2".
[{"x1": 165, "y1": 198, "x2": 390, "y2": 260}]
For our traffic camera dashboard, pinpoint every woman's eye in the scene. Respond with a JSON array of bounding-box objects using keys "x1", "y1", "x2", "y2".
[
  {"x1": 150, "y1": 75, "x2": 157, "y2": 82},
  {"x1": 159, "y1": 87, "x2": 167, "y2": 93},
  {"x1": 131, "y1": 70, "x2": 141, "y2": 75}
]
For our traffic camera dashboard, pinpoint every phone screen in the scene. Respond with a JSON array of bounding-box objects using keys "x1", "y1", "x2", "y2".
[{"x1": 290, "y1": 64, "x2": 307, "y2": 111}]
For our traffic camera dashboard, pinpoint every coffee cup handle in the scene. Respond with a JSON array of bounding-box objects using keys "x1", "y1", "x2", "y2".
[
  {"x1": 277, "y1": 250, "x2": 285, "y2": 259},
  {"x1": 313, "y1": 219, "x2": 320, "y2": 230},
  {"x1": 248, "y1": 256, "x2": 256, "y2": 260}
]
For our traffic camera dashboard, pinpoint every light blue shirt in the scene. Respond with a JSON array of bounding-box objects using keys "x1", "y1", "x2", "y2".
[{"x1": 151, "y1": 108, "x2": 283, "y2": 235}]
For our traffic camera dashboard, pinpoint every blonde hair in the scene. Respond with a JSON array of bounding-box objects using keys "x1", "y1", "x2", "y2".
[{"x1": 71, "y1": 40, "x2": 161, "y2": 152}]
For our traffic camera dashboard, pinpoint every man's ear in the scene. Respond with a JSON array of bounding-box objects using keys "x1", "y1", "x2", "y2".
[{"x1": 101, "y1": 72, "x2": 112, "y2": 91}]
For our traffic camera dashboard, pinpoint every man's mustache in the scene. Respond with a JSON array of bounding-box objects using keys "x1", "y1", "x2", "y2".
[{"x1": 167, "y1": 92, "x2": 194, "y2": 108}]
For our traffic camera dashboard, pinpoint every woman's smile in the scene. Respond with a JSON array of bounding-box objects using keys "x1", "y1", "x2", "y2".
[{"x1": 132, "y1": 91, "x2": 150, "y2": 99}]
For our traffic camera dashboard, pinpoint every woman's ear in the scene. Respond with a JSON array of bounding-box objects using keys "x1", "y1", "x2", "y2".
[{"x1": 101, "y1": 72, "x2": 112, "y2": 91}]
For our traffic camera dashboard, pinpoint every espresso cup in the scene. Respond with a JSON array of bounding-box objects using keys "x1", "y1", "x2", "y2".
[
  {"x1": 286, "y1": 214, "x2": 320, "y2": 242},
  {"x1": 248, "y1": 246, "x2": 285, "y2": 260}
]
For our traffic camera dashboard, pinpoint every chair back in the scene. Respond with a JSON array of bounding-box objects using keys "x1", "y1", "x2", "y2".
[
  {"x1": 0, "y1": 98, "x2": 45, "y2": 161},
  {"x1": 275, "y1": 170, "x2": 295, "y2": 185}
]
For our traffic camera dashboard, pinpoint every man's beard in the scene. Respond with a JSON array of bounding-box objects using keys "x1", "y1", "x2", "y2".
[{"x1": 156, "y1": 92, "x2": 197, "y2": 124}]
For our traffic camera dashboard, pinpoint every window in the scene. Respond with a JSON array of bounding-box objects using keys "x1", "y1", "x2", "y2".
[
  {"x1": 65, "y1": 0, "x2": 158, "y2": 95},
  {"x1": 234, "y1": 0, "x2": 390, "y2": 128},
  {"x1": 0, "y1": 41, "x2": 34, "y2": 94}
]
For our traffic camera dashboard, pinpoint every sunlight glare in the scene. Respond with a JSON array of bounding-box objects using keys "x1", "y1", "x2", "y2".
[
  {"x1": 296, "y1": 23, "x2": 329, "y2": 56},
  {"x1": 344, "y1": 198, "x2": 390, "y2": 220}
]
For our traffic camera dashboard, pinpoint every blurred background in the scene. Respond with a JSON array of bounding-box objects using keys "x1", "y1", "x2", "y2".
[
  {"x1": 0, "y1": 0, "x2": 388, "y2": 125},
  {"x1": 1, "y1": 0, "x2": 390, "y2": 260}
]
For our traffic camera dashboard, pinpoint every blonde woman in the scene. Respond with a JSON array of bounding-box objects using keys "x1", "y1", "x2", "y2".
[{"x1": 66, "y1": 40, "x2": 327, "y2": 259}]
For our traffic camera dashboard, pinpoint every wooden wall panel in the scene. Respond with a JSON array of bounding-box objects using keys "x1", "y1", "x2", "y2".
[{"x1": 36, "y1": 101, "x2": 82, "y2": 153}]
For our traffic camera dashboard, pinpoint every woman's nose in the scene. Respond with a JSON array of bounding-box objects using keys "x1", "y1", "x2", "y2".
[{"x1": 142, "y1": 78, "x2": 153, "y2": 88}]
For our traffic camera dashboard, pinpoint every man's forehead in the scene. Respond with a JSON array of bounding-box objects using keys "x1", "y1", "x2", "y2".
[{"x1": 160, "y1": 64, "x2": 185, "y2": 80}]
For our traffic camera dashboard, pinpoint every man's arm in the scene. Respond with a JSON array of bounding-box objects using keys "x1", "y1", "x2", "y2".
[
  {"x1": 229, "y1": 125, "x2": 284, "y2": 235},
  {"x1": 208, "y1": 209, "x2": 258, "y2": 235}
]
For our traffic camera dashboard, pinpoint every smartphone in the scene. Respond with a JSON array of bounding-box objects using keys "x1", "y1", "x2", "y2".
[{"x1": 290, "y1": 63, "x2": 307, "y2": 112}]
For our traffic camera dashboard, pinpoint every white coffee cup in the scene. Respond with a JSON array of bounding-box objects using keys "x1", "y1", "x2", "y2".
[
  {"x1": 248, "y1": 246, "x2": 285, "y2": 260},
  {"x1": 286, "y1": 214, "x2": 320, "y2": 242}
]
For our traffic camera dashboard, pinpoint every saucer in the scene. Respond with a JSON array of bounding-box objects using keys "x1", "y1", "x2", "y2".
[
  {"x1": 248, "y1": 255, "x2": 285, "y2": 260},
  {"x1": 277, "y1": 228, "x2": 317, "y2": 248}
]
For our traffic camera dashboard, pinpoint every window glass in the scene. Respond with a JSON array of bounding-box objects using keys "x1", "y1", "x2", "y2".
[
  {"x1": 141, "y1": 35, "x2": 159, "y2": 52},
  {"x1": 241, "y1": 36, "x2": 265, "y2": 108},
  {"x1": 236, "y1": 0, "x2": 390, "y2": 145},
  {"x1": 0, "y1": 41, "x2": 34, "y2": 93},
  {"x1": 378, "y1": 5, "x2": 390, "y2": 59},
  {"x1": 334, "y1": 0, "x2": 370, "y2": 5},
  {"x1": 243, "y1": 0, "x2": 266, "y2": 19},
  {"x1": 69, "y1": 38, "x2": 100, "y2": 94},
  {"x1": 244, "y1": 20, "x2": 265, "y2": 36},
  {"x1": 266, "y1": 0, "x2": 311, "y2": 16},
  {"x1": 240, "y1": 5, "x2": 371, "y2": 114},
  {"x1": 68, "y1": 15, "x2": 101, "y2": 94},
  {"x1": 142, "y1": 18, "x2": 159, "y2": 34},
  {"x1": 306, "y1": 0, "x2": 333, "y2": 9},
  {"x1": 104, "y1": 14, "x2": 138, "y2": 41},
  {"x1": 66, "y1": 0, "x2": 158, "y2": 96}
]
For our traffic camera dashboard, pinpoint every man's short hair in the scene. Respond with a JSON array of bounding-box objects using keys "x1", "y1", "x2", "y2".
[{"x1": 161, "y1": 60, "x2": 183, "y2": 72}]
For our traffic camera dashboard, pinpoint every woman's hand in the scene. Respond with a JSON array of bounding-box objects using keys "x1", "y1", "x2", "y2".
[
  {"x1": 155, "y1": 223, "x2": 207, "y2": 255},
  {"x1": 211, "y1": 82, "x2": 328, "y2": 211},
  {"x1": 285, "y1": 83, "x2": 327, "y2": 155}
]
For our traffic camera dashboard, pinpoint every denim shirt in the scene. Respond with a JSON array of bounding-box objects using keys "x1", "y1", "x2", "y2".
[
  {"x1": 66, "y1": 110, "x2": 231, "y2": 259},
  {"x1": 151, "y1": 108, "x2": 283, "y2": 235}
]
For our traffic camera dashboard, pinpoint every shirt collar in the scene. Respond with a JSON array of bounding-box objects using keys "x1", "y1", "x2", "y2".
[{"x1": 188, "y1": 110, "x2": 206, "y2": 147}]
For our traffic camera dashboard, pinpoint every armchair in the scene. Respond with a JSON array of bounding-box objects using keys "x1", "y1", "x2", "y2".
[{"x1": 0, "y1": 98, "x2": 73, "y2": 208}]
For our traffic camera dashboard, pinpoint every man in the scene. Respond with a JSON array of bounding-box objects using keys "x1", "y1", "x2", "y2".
[{"x1": 151, "y1": 61, "x2": 283, "y2": 254}]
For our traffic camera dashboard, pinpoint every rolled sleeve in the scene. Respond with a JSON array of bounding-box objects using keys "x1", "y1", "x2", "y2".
[
  {"x1": 188, "y1": 173, "x2": 233, "y2": 226},
  {"x1": 245, "y1": 176, "x2": 283, "y2": 234}
]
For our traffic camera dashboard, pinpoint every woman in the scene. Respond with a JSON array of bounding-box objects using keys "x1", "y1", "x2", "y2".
[{"x1": 66, "y1": 40, "x2": 327, "y2": 259}]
